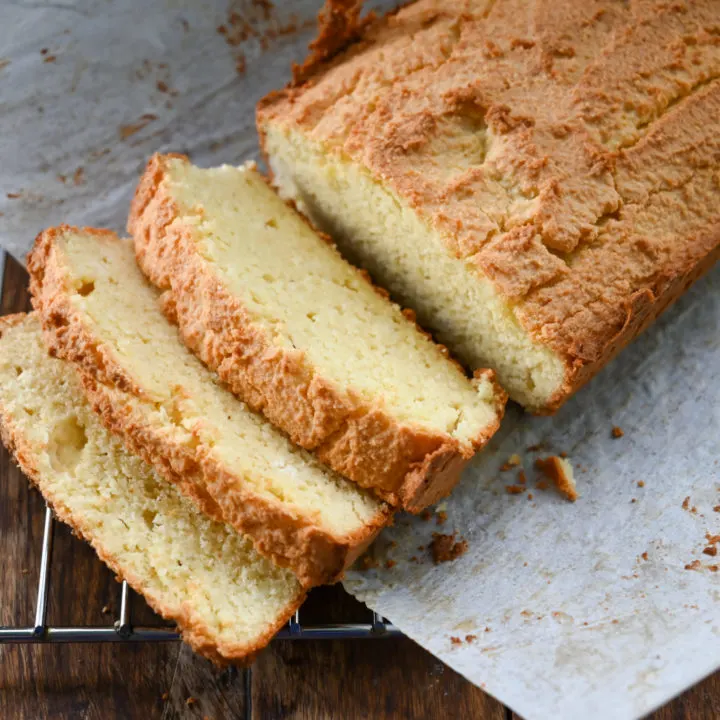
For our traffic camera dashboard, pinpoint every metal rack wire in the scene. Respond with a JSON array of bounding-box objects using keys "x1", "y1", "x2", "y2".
[{"x1": 0, "y1": 506, "x2": 402, "y2": 644}]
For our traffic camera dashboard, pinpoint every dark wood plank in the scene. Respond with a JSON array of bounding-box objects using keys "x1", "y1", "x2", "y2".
[
  {"x1": 252, "y1": 581, "x2": 506, "y2": 720},
  {"x1": 648, "y1": 671, "x2": 720, "y2": 720}
]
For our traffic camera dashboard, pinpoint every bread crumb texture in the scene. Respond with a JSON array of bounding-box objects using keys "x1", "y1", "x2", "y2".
[
  {"x1": 430, "y1": 532, "x2": 468, "y2": 563},
  {"x1": 535, "y1": 455, "x2": 578, "y2": 502},
  {"x1": 128, "y1": 154, "x2": 505, "y2": 510},
  {"x1": 0, "y1": 314, "x2": 303, "y2": 663},
  {"x1": 27, "y1": 226, "x2": 388, "y2": 587},
  {"x1": 259, "y1": 0, "x2": 720, "y2": 410}
]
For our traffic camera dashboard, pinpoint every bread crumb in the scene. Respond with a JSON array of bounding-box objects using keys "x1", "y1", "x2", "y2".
[
  {"x1": 559, "y1": 451, "x2": 568, "y2": 458},
  {"x1": 714, "y1": 506, "x2": 720, "y2": 513},
  {"x1": 527, "y1": 493, "x2": 533, "y2": 500},
  {"x1": 500, "y1": 454, "x2": 521, "y2": 471},
  {"x1": 611, "y1": 426, "x2": 624, "y2": 438},
  {"x1": 420, "y1": 510, "x2": 432, "y2": 521},
  {"x1": 358, "y1": 554, "x2": 378, "y2": 570},
  {"x1": 685, "y1": 560, "x2": 702, "y2": 571},
  {"x1": 450, "y1": 636, "x2": 462, "y2": 645},
  {"x1": 6, "y1": 192, "x2": 21, "y2": 199},
  {"x1": 505, "y1": 484, "x2": 525, "y2": 495},
  {"x1": 73, "y1": 167, "x2": 84, "y2": 186},
  {"x1": 430, "y1": 533, "x2": 468, "y2": 564},
  {"x1": 535, "y1": 456, "x2": 578, "y2": 501},
  {"x1": 465, "y1": 634, "x2": 477, "y2": 643},
  {"x1": 385, "y1": 559, "x2": 396, "y2": 569},
  {"x1": 119, "y1": 113, "x2": 157, "y2": 140},
  {"x1": 709, "y1": 565, "x2": 719, "y2": 572},
  {"x1": 161, "y1": 691, "x2": 169, "y2": 701},
  {"x1": 409, "y1": 555, "x2": 418, "y2": 562},
  {"x1": 641, "y1": 552, "x2": 649, "y2": 561},
  {"x1": 186, "y1": 697, "x2": 197, "y2": 707},
  {"x1": 705, "y1": 533, "x2": 720, "y2": 544},
  {"x1": 631, "y1": 498, "x2": 637, "y2": 504},
  {"x1": 703, "y1": 546, "x2": 717, "y2": 557},
  {"x1": 436, "y1": 511, "x2": 447, "y2": 526},
  {"x1": 637, "y1": 480, "x2": 645, "y2": 488},
  {"x1": 527, "y1": 443, "x2": 545, "y2": 452},
  {"x1": 518, "y1": 470, "x2": 527, "y2": 484}
]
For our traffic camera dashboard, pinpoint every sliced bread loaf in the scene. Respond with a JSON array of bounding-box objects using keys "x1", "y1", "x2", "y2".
[
  {"x1": 258, "y1": 0, "x2": 720, "y2": 412},
  {"x1": 128, "y1": 154, "x2": 505, "y2": 511},
  {"x1": 0, "y1": 313, "x2": 304, "y2": 663},
  {"x1": 28, "y1": 226, "x2": 389, "y2": 588}
]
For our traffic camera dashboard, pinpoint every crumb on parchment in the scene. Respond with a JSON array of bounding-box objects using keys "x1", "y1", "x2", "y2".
[
  {"x1": 505, "y1": 484, "x2": 525, "y2": 495},
  {"x1": 535, "y1": 456, "x2": 578, "y2": 502},
  {"x1": 611, "y1": 426, "x2": 624, "y2": 438},
  {"x1": 430, "y1": 533, "x2": 468, "y2": 564},
  {"x1": 500, "y1": 454, "x2": 522, "y2": 471}
]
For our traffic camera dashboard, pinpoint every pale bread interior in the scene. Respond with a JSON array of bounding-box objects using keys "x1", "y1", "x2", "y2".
[
  {"x1": 263, "y1": 126, "x2": 566, "y2": 410},
  {"x1": 54, "y1": 229, "x2": 383, "y2": 537},
  {"x1": 161, "y1": 158, "x2": 500, "y2": 444},
  {"x1": 0, "y1": 315, "x2": 302, "y2": 655}
]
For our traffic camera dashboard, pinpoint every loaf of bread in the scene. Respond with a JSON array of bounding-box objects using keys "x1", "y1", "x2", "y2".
[
  {"x1": 28, "y1": 226, "x2": 389, "y2": 588},
  {"x1": 258, "y1": 0, "x2": 720, "y2": 412},
  {"x1": 128, "y1": 154, "x2": 505, "y2": 511},
  {"x1": 0, "y1": 313, "x2": 304, "y2": 663}
]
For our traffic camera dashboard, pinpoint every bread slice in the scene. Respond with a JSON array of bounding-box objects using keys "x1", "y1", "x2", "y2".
[
  {"x1": 128, "y1": 154, "x2": 505, "y2": 511},
  {"x1": 257, "y1": 0, "x2": 720, "y2": 412},
  {"x1": 28, "y1": 226, "x2": 389, "y2": 588},
  {"x1": 0, "y1": 313, "x2": 304, "y2": 663}
]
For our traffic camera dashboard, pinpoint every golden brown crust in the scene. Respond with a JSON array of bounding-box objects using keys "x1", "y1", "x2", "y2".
[
  {"x1": 27, "y1": 227, "x2": 390, "y2": 587},
  {"x1": 0, "y1": 314, "x2": 305, "y2": 664},
  {"x1": 128, "y1": 154, "x2": 504, "y2": 512},
  {"x1": 258, "y1": 0, "x2": 720, "y2": 411}
]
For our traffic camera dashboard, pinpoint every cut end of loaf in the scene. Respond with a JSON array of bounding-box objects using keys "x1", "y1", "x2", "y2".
[{"x1": 259, "y1": 125, "x2": 567, "y2": 411}]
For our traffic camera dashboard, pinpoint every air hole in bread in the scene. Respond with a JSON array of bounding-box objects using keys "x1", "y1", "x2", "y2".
[
  {"x1": 48, "y1": 415, "x2": 88, "y2": 473},
  {"x1": 77, "y1": 280, "x2": 95, "y2": 297}
]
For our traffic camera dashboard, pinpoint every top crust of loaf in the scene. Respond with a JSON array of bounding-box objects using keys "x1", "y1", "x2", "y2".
[
  {"x1": 128, "y1": 153, "x2": 505, "y2": 511},
  {"x1": 258, "y1": 0, "x2": 720, "y2": 410},
  {"x1": 0, "y1": 314, "x2": 305, "y2": 664},
  {"x1": 27, "y1": 225, "x2": 390, "y2": 587}
]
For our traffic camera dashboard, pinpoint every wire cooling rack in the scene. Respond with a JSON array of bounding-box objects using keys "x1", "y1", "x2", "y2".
[{"x1": 0, "y1": 506, "x2": 402, "y2": 644}]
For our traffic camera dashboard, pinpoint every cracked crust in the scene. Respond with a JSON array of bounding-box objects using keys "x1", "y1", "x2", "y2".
[
  {"x1": 128, "y1": 154, "x2": 505, "y2": 511},
  {"x1": 27, "y1": 227, "x2": 390, "y2": 588},
  {"x1": 258, "y1": 0, "x2": 720, "y2": 411},
  {"x1": 0, "y1": 313, "x2": 305, "y2": 665}
]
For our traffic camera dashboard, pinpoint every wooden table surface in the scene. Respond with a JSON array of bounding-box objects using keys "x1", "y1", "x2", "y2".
[{"x1": 1, "y1": 254, "x2": 719, "y2": 720}]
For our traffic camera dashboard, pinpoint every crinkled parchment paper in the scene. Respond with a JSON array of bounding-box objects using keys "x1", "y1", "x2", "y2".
[{"x1": 1, "y1": 3, "x2": 718, "y2": 718}]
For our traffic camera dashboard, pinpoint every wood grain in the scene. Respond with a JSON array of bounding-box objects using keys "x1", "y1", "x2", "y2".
[{"x1": 0, "y1": 253, "x2": 718, "y2": 719}]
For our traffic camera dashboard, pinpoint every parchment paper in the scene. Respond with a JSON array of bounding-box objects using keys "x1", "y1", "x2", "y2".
[{"x1": 1, "y1": 3, "x2": 718, "y2": 718}]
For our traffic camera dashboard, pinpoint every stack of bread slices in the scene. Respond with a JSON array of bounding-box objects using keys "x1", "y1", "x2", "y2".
[{"x1": 1, "y1": 152, "x2": 506, "y2": 662}]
